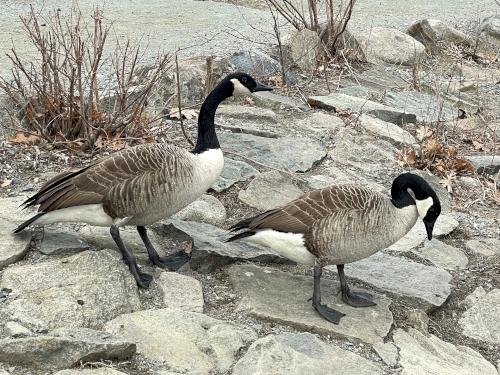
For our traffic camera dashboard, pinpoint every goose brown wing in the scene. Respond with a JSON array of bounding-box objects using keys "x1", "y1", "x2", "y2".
[
  {"x1": 243, "y1": 185, "x2": 381, "y2": 234},
  {"x1": 28, "y1": 144, "x2": 191, "y2": 217}
]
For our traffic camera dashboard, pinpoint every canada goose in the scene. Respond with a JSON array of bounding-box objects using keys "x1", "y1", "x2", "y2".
[
  {"x1": 227, "y1": 173, "x2": 441, "y2": 323},
  {"x1": 14, "y1": 72, "x2": 272, "y2": 288}
]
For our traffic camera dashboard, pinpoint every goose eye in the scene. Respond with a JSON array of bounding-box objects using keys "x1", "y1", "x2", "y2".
[{"x1": 241, "y1": 77, "x2": 248, "y2": 84}]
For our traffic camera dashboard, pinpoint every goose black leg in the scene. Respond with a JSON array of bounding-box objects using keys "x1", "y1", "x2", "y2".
[
  {"x1": 337, "y1": 264, "x2": 376, "y2": 307},
  {"x1": 110, "y1": 225, "x2": 152, "y2": 288},
  {"x1": 312, "y1": 265, "x2": 345, "y2": 324},
  {"x1": 137, "y1": 226, "x2": 191, "y2": 271}
]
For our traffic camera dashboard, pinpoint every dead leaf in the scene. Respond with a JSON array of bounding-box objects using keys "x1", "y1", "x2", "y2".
[
  {"x1": 454, "y1": 159, "x2": 475, "y2": 173},
  {"x1": 439, "y1": 173, "x2": 455, "y2": 194},
  {"x1": 168, "y1": 108, "x2": 197, "y2": 120},
  {"x1": 244, "y1": 96, "x2": 255, "y2": 106},
  {"x1": 1, "y1": 179, "x2": 12, "y2": 188},
  {"x1": 9, "y1": 132, "x2": 41, "y2": 145},
  {"x1": 416, "y1": 126, "x2": 432, "y2": 142},
  {"x1": 423, "y1": 138, "x2": 444, "y2": 156}
]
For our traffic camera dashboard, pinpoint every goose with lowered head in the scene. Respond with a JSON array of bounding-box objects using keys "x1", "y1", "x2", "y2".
[
  {"x1": 227, "y1": 173, "x2": 441, "y2": 323},
  {"x1": 14, "y1": 72, "x2": 272, "y2": 288}
]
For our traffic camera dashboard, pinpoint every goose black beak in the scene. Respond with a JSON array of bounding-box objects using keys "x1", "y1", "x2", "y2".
[
  {"x1": 424, "y1": 221, "x2": 435, "y2": 240},
  {"x1": 252, "y1": 82, "x2": 273, "y2": 92}
]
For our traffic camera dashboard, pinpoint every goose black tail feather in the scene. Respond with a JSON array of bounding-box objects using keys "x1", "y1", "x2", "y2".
[
  {"x1": 225, "y1": 230, "x2": 256, "y2": 242},
  {"x1": 13, "y1": 212, "x2": 45, "y2": 233}
]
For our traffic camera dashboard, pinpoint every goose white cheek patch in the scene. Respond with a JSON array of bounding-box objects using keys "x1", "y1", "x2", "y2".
[
  {"x1": 416, "y1": 197, "x2": 433, "y2": 219},
  {"x1": 230, "y1": 78, "x2": 252, "y2": 95}
]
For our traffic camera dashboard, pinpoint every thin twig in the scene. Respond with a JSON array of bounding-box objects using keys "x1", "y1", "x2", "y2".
[{"x1": 175, "y1": 53, "x2": 194, "y2": 147}]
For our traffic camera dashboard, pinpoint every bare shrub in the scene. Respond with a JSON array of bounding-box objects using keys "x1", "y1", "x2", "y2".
[
  {"x1": 0, "y1": 5, "x2": 171, "y2": 150},
  {"x1": 265, "y1": 0, "x2": 357, "y2": 54}
]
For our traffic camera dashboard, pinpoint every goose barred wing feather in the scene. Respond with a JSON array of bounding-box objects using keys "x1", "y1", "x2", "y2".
[
  {"x1": 242, "y1": 184, "x2": 381, "y2": 234},
  {"x1": 27, "y1": 144, "x2": 192, "y2": 218}
]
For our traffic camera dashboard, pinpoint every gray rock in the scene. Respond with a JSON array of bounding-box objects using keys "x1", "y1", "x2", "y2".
[
  {"x1": 158, "y1": 220, "x2": 283, "y2": 273},
  {"x1": 393, "y1": 328, "x2": 498, "y2": 375},
  {"x1": 414, "y1": 239, "x2": 468, "y2": 270},
  {"x1": 0, "y1": 217, "x2": 30, "y2": 271},
  {"x1": 466, "y1": 238, "x2": 500, "y2": 257},
  {"x1": 40, "y1": 231, "x2": 90, "y2": 255},
  {"x1": 157, "y1": 272, "x2": 204, "y2": 313},
  {"x1": 294, "y1": 111, "x2": 345, "y2": 133},
  {"x1": 407, "y1": 19, "x2": 471, "y2": 53},
  {"x1": 227, "y1": 264, "x2": 393, "y2": 344},
  {"x1": 217, "y1": 104, "x2": 277, "y2": 123},
  {"x1": 228, "y1": 50, "x2": 281, "y2": 78},
  {"x1": 461, "y1": 286, "x2": 487, "y2": 309},
  {"x1": 383, "y1": 91, "x2": 458, "y2": 123},
  {"x1": 4, "y1": 321, "x2": 33, "y2": 338},
  {"x1": 0, "y1": 250, "x2": 141, "y2": 331},
  {"x1": 372, "y1": 341, "x2": 399, "y2": 367},
  {"x1": 388, "y1": 214, "x2": 459, "y2": 252},
  {"x1": 0, "y1": 327, "x2": 135, "y2": 369},
  {"x1": 218, "y1": 132, "x2": 326, "y2": 172},
  {"x1": 0, "y1": 196, "x2": 34, "y2": 223},
  {"x1": 340, "y1": 252, "x2": 452, "y2": 310},
  {"x1": 55, "y1": 369, "x2": 129, "y2": 375},
  {"x1": 0, "y1": 371, "x2": 9, "y2": 375},
  {"x1": 289, "y1": 29, "x2": 322, "y2": 72},
  {"x1": 460, "y1": 288, "x2": 500, "y2": 344},
  {"x1": 464, "y1": 155, "x2": 500, "y2": 175},
  {"x1": 356, "y1": 27, "x2": 426, "y2": 65},
  {"x1": 172, "y1": 194, "x2": 226, "y2": 226},
  {"x1": 104, "y1": 308, "x2": 256, "y2": 374},
  {"x1": 357, "y1": 114, "x2": 416, "y2": 145},
  {"x1": 308, "y1": 93, "x2": 417, "y2": 124},
  {"x1": 212, "y1": 157, "x2": 258, "y2": 192},
  {"x1": 481, "y1": 15, "x2": 500, "y2": 40},
  {"x1": 233, "y1": 332, "x2": 383, "y2": 375},
  {"x1": 252, "y1": 91, "x2": 309, "y2": 111},
  {"x1": 405, "y1": 309, "x2": 429, "y2": 333},
  {"x1": 238, "y1": 171, "x2": 303, "y2": 210}
]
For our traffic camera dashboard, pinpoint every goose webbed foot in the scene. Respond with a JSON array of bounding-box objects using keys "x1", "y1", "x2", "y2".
[
  {"x1": 137, "y1": 226, "x2": 192, "y2": 271},
  {"x1": 341, "y1": 289, "x2": 376, "y2": 307},
  {"x1": 136, "y1": 271, "x2": 154, "y2": 289},
  {"x1": 150, "y1": 251, "x2": 192, "y2": 271},
  {"x1": 312, "y1": 265, "x2": 345, "y2": 324},
  {"x1": 312, "y1": 300, "x2": 345, "y2": 324},
  {"x1": 337, "y1": 264, "x2": 376, "y2": 308}
]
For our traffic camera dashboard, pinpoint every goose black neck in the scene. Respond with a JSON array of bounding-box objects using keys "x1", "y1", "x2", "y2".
[
  {"x1": 390, "y1": 173, "x2": 421, "y2": 208},
  {"x1": 192, "y1": 81, "x2": 231, "y2": 154}
]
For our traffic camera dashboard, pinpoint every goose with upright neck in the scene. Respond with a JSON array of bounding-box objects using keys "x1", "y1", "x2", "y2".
[
  {"x1": 14, "y1": 72, "x2": 272, "y2": 288},
  {"x1": 227, "y1": 173, "x2": 441, "y2": 324}
]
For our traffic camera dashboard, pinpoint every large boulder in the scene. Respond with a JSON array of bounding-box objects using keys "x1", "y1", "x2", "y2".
[
  {"x1": 480, "y1": 15, "x2": 500, "y2": 40},
  {"x1": 407, "y1": 19, "x2": 472, "y2": 53},
  {"x1": 459, "y1": 288, "x2": 500, "y2": 344},
  {"x1": 357, "y1": 27, "x2": 426, "y2": 66},
  {"x1": 288, "y1": 29, "x2": 323, "y2": 72},
  {"x1": 0, "y1": 250, "x2": 141, "y2": 332},
  {"x1": 172, "y1": 194, "x2": 226, "y2": 226}
]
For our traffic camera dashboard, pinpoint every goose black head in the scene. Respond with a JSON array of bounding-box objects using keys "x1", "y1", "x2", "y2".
[
  {"x1": 226, "y1": 72, "x2": 273, "y2": 96},
  {"x1": 391, "y1": 173, "x2": 441, "y2": 240}
]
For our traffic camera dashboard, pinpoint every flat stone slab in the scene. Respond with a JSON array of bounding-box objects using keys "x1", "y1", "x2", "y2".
[
  {"x1": 358, "y1": 114, "x2": 416, "y2": 145},
  {"x1": 384, "y1": 91, "x2": 458, "y2": 123},
  {"x1": 465, "y1": 238, "x2": 500, "y2": 257},
  {"x1": 233, "y1": 332, "x2": 382, "y2": 375},
  {"x1": 388, "y1": 214, "x2": 459, "y2": 252},
  {"x1": 340, "y1": 252, "x2": 452, "y2": 310},
  {"x1": 464, "y1": 155, "x2": 500, "y2": 175},
  {"x1": 0, "y1": 250, "x2": 141, "y2": 331},
  {"x1": 414, "y1": 239, "x2": 468, "y2": 270},
  {"x1": 212, "y1": 157, "x2": 258, "y2": 192},
  {"x1": 157, "y1": 272, "x2": 204, "y2": 313},
  {"x1": 172, "y1": 194, "x2": 226, "y2": 226},
  {"x1": 459, "y1": 288, "x2": 500, "y2": 344},
  {"x1": 218, "y1": 104, "x2": 277, "y2": 122},
  {"x1": 218, "y1": 133, "x2": 326, "y2": 172},
  {"x1": 227, "y1": 264, "x2": 393, "y2": 344},
  {"x1": 0, "y1": 217, "x2": 30, "y2": 270},
  {"x1": 0, "y1": 327, "x2": 135, "y2": 369},
  {"x1": 238, "y1": 170, "x2": 303, "y2": 210},
  {"x1": 159, "y1": 220, "x2": 284, "y2": 273},
  {"x1": 253, "y1": 91, "x2": 309, "y2": 111},
  {"x1": 394, "y1": 328, "x2": 498, "y2": 375},
  {"x1": 104, "y1": 308, "x2": 256, "y2": 374},
  {"x1": 39, "y1": 231, "x2": 90, "y2": 255},
  {"x1": 308, "y1": 93, "x2": 417, "y2": 124}
]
